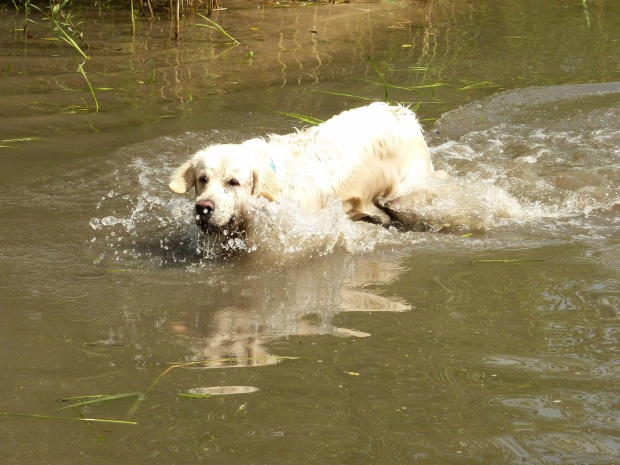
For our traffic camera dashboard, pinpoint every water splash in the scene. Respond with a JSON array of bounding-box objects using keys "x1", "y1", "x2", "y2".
[
  {"x1": 430, "y1": 83, "x2": 620, "y2": 240},
  {"x1": 90, "y1": 85, "x2": 620, "y2": 267}
]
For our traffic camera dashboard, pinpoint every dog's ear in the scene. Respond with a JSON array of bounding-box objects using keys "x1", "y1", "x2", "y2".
[
  {"x1": 252, "y1": 166, "x2": 281, "y2": 202},
  {"x1": 169, "y1": 159, "x2": 195, "y2": 194}
]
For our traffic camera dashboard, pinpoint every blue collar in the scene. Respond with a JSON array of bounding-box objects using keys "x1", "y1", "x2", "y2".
[{"x1": 269, "y1": 158, "x2": 276, "y2": 173}]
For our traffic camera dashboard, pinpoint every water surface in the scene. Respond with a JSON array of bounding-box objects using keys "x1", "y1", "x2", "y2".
[{"x1": 1, "y1": 0, "x2": 620, "y2": 464}]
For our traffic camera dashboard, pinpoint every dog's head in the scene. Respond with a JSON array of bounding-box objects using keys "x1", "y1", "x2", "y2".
[{"x1": 169, "y1": 140, "x2": 281, "y2": 236}]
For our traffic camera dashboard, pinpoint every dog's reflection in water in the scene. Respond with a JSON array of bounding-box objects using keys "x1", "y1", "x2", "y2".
[{"x1": 170, "y1": 258, "x2": 411, "y2": 368}]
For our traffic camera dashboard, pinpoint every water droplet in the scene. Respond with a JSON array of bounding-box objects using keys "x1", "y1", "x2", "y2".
[{"x1": 89, "y1": 218, "x2": 101, "y2": 230}]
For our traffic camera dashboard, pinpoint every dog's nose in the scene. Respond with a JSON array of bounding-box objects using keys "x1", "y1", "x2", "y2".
[{"x1": 195, "y1": 199, "x2": 215, "y2": 216}]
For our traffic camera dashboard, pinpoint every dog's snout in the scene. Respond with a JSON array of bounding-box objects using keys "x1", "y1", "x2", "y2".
[{"x1": 195, "y1": 199, "x2": 215, "y2": 216}]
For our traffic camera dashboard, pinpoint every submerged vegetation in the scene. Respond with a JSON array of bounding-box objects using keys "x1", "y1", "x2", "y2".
[
  {"x1": 0, "y1": 356, "x2": 300, "y2": 433},
  {"x1": 194, "y1": 12, "x2": 239, "y2": 44},
  {"x1": 5, "y1": 0, "x2": 244, "y2": 112},
  {"x1": 0, "y1": 0, "x2": 503, "y2": 132},
  {"x1": 7, "y1": 0, "x2": 331, "y2": 40},
  {"x1": 14, "y1": 1, "x2": 100, "y2": 111}
]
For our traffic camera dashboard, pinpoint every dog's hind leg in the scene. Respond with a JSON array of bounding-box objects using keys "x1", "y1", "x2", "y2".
[
  {"x1": 379, "y1": 191, "x2": 429, "y2": 230},
  {"x1": 343, "y1": 198, "x2": 392, "y2": 226}
]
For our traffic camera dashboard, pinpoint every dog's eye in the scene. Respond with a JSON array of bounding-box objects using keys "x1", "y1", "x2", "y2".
[
  {"x1": 198, "y1": 175, "x2": 208, "y2": 184},
  {"x1": 228, "y1": 179, "x2": 240, "y2": 187}
]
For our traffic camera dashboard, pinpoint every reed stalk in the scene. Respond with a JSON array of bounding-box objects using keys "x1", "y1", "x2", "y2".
[
  {"x1": 175, "y1": 0, "x2": 180, "y2": 39},
  {"x1": 194, "y1": 13, "x2": 240, "y2": 45},
  {"x1": 130, "y1": 0, "x2": 135, "y2": 34},
  {"x1": 366, "y1": 56, "x2": 390, "y2": 103}
]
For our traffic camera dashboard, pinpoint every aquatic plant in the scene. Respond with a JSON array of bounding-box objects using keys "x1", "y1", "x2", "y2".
[
  {"x1": 16, "y1": 0, "x2": 31, "y2": 33},
  {"x1": 194, "y1": 13, "x2": 240, "y2": 45},
  {"x1": 74, "y1": 57, "x2": 99, "y2": 111},
  {"x1": 367, "y1": 55, "x2": 391, "y2": 103},
  {"x1": 28, "y1": 2, "x2": 99, "y2": 112},
  {"x1": 0, "y1": 412, "x2": 137, "y2": 425},
  {"x1": 275, "y1": 111, "x2": 324, "y2": 126},
  {"x1": 48, "y1": 0, "x2": 89, "y2": 48},
  {"x1": 0, "y1": 355, "x2": 300, "y2": 430},
  {"x1": 0, "y1": 137, "x2": 41, "y2": 149},
  {"x1": 312, "y1": 90, "x2": 373, "y2": 102},
  {"x1": 130, "y1": 0, "x2": 135, "y2": 34}
]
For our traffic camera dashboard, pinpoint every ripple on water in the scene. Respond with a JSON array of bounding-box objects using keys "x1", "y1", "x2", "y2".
[
  {"x1": 430, "y1": 82, "x2": 620, "y2": 241},
  {"x1": 90, "y1": 84, "x2": 620, "y2": 267},
  {"x1": 483, "y1": 354, "x2": 620, "y2": 381},
  {"x1": 88, "y1": 151, "x2": 532, "y2": 267}
]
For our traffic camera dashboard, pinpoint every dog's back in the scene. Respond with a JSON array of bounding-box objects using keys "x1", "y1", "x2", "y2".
[{"x1": 270, "y1": 103, "x2": 438, "y2": 223}]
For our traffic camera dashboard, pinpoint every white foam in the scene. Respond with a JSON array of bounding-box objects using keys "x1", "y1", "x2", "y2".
[{"x1": 91, "y1": 85, "x2": 620, "y2": 266}]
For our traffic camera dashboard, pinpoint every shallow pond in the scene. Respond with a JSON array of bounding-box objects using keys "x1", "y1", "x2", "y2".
[{"x1": 1, "y1": 0, "x2": 620, "y2": 463}]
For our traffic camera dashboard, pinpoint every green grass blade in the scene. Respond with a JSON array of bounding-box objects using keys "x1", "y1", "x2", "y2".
[
  {"x1": 459, "y1": 81, "x2": 492, "y2": 91},
  {"x1": 195, "y1": 14, "x2": 240, "y2": 45},
  {"x1": 30, "y1": 4, "x2": 89, "y2": 59},
  {"x1": 56, "y1": 26, "x2": 89, "y2": 59},
  {"x1": 0, "y1": 412, "x2": 137, "y2": 425},
  {"x1": 58, "y1": 392, "x2": 142, "y2": 410},
  {"x1": 1, "y1": 137, "x2": 40, "y2": 143},
  {"x1": 312, "y1": 90, "x2": 373, "y2": 101},
  {"x1": 275, "y1": 111, "x2": 324, "y2": 126},
  {"x1": 58, "y1": 395, "x2": 109, "y2": 401},
  {"x1": 358, "y1": 79, "x2": 445, "y2": 97},
  {"x1": 74, "y1": 58, "x2": 98, "y2": 112},
  {"x1": 366, "y1": 55, "x2": 389, "y2": 103}
]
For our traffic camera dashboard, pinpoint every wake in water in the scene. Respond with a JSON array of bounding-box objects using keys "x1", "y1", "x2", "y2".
[
  {"x1": 87, "y1": 155, "x2": 527, "y2": 267},
  {"x1": 89, "y1": 83, "x2": 620, "y2": 265},
  {"x1": 429, "y1": 83, "x2": 620, "y2": 240}
]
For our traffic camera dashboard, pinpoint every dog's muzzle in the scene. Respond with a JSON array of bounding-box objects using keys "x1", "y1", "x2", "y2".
[
  {"x1": 195, "y1": 199, "x2": 215, "y2": 230},
  {"x1": 194, "y1": 199, "x2": 237, "y2": 235},
  {"x1": 195, "y1": 199, "x2": 215, "y2": 216}
]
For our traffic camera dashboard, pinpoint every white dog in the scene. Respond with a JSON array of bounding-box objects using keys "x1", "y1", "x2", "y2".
[{"x1": 169, "y1": 103, "x2": 448, "y2": 241}]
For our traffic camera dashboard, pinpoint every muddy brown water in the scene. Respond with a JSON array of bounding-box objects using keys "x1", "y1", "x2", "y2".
[{"x1": 1, "y1": 0, "x2": 620, "y2": 463}]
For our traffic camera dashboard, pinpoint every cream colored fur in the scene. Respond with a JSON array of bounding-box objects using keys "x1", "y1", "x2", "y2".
[{"x1": 169, "y1": 102, "x2": 448, "y2": 240}]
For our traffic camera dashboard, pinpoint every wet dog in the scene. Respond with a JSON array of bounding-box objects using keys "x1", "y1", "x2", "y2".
[{"x1": 169, "y1": 102, "x2": 449, "y2": 242}]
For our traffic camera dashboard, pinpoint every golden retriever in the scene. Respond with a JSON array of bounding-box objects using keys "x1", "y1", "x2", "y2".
[{"x1": 169, "y1": 103, "x2": 448, "y2": 242}]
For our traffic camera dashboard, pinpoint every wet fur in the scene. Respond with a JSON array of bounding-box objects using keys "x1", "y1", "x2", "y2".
[{"x1": 169, "y1": 102, "x2": 449, "y2": 242}]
